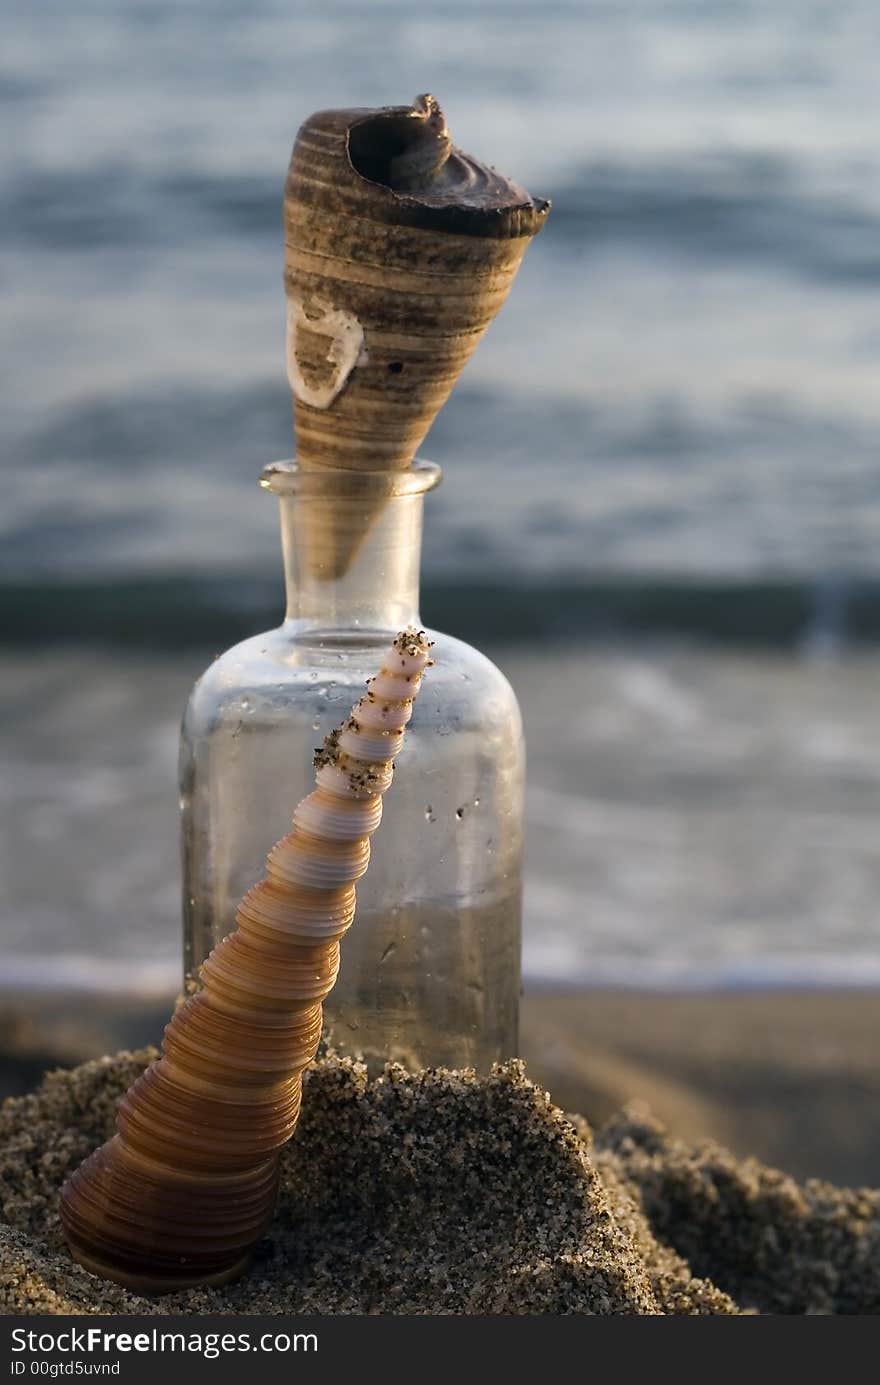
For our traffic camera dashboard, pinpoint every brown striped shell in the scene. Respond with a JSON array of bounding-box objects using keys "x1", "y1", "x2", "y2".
[
  {"x1": 59, "y1": 629, "x2": 434, "y2": 1292},
  {"x1": 284, "y1": 93, "x2": 549, "y2": 473}
]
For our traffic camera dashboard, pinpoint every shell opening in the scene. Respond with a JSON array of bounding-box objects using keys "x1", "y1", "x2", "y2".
[{"x1": 348, "y1": 95, "x2": 451, "y2": 192}]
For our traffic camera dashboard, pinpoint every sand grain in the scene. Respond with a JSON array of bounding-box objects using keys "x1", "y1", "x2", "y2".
[{"x1": 1, "y1": 1051, "x2": 876, "y2": 1315}]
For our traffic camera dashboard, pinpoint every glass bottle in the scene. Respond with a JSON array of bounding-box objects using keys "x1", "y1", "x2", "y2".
[{"x1": 179, "y1": 460, "x2": 524, "y2": 1071}]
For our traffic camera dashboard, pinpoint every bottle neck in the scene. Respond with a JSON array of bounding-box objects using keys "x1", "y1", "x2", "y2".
[{"x1": 262, "y1": 461, "x2": 441, "y2": 641}]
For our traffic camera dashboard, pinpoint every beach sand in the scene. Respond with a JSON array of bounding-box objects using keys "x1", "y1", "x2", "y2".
[
  {"x1": 2, "y1": 1047, "x2": 878, "y2": 1316},
  {"x1": 2, "y1": 983, "x2": 877, "y2": 1315}
]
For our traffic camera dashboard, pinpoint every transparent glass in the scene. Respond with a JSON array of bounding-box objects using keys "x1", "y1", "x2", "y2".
[{"x1": 179, "y1": 460, "x2": 524, "y2": 1070}]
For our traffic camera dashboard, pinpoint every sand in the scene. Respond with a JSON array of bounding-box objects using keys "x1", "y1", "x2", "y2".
[{"x1": 2, "y1": 1049, "x2": 878, "y2": 1316}]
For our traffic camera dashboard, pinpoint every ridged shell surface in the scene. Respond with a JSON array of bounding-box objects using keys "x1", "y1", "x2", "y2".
[
  {"x1": 60, "y1": 629, "x2": 434, "y2": 1291},
  {"x1": 284, "y1": 93, "x2": 549, "y2": 472}
]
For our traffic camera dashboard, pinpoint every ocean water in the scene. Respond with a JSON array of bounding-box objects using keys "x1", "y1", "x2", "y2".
[
  {"x1": 3, "y1": 0, "x2": 880, "y2": 993},
  {"x1": 3, "y1": 646, "x2": 880, "y2": 996}
]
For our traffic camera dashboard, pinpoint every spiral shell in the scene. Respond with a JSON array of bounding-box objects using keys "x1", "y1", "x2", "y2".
[
  {"x1": 284, "y1": 93, "x2": 549, "y2": 473},
  {"x1": 60, "y1": 629, "x2": 434, "y2": 1292}
]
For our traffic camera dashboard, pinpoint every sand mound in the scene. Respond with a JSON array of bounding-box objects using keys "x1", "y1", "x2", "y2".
[{"x1": 1, "y1": 1051, "x2": 877, "y2": 1315}]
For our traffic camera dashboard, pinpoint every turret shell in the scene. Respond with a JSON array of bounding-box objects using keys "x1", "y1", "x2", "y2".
[{"x1": 59, "y1": 630, "x2": 434, "y2": 1291}]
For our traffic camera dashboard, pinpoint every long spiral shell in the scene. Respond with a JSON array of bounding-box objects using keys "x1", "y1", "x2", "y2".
[{"x1": 59, "y1": 629, "x2": 434, "y2": 1292}]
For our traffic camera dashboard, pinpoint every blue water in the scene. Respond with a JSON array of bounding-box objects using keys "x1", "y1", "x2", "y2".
[
  {"x1": 4, "y1": 1, "x2": 880, "y2": 994},
  {"x1": 4, "y1": 0, "x2": 880, "y2": 610}
]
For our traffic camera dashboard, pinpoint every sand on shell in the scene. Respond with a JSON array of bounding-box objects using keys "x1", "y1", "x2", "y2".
[{"x1": 1, "y1": 1050, "x2": 878, "y2": 1316}]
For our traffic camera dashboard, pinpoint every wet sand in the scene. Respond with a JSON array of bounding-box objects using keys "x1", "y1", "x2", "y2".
[{"x1": 522, "y1": 988, "x2": 880, "y2": 1187}]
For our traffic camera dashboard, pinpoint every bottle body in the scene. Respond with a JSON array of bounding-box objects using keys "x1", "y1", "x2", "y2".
[{"x1": 180, "y1": 464, "x2": 524, "y2": 1070}]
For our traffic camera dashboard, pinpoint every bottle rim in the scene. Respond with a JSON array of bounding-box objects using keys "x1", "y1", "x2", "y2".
[{"x1": 260, "y1": 458, "x2": 442, "y2": 499}]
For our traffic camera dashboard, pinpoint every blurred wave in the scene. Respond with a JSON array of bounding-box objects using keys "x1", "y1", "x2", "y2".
[
  {"x1": 4, "y1": 643, "x2": 879, "y2": 996},
  {"x1": 549, "y1": 153, "x2": 880, "y2": 285},
  {"x1": 6, "y1": 150, "x2": 880, "y2": 285},
  {"x1": 2, "y1": 572, "x2": 879, "y2": 653},
  {"x1": 4, "y1": 0, "x2": 880, "y2": 644}
]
